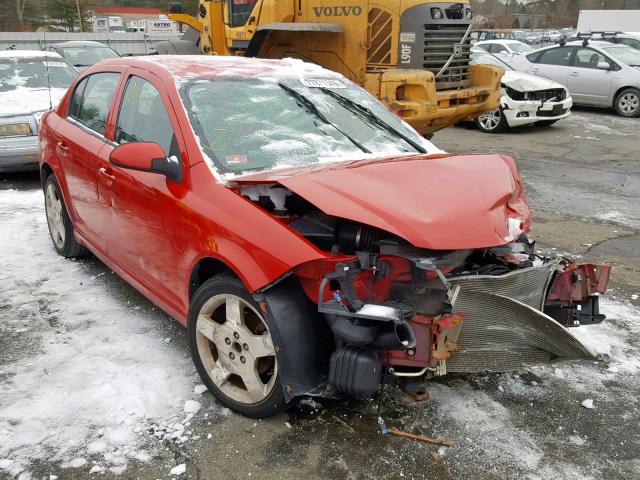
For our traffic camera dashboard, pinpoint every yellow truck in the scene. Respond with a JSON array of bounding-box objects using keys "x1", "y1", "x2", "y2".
[{"x1": 167, "y1": 0, "x2": 502, "y2": 135}]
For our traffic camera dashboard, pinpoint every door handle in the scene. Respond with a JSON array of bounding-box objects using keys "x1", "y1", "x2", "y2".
[
  {"x1": 98, "y1": 167, "x2": 116, "y2": 186},
  {"x1": 530, "y1": 68, "x2": 539, "y2": 73},
  {"x1": 56, "y1": 141, "x2": 69, "y2": 152},
  {"x1": 569, "y1": 71, "x2": 580, "y2": 76}
]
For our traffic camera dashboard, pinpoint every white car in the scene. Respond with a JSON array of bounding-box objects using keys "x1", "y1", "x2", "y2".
[
  {"x1": 470, "y1": 52, "x2": 573, "y2": 133},
  {"x1": 511, "y1": 40, "x2": 640, "y2": 117},
  {"x1": 472, "y1": 40, "x2": 534, "y2": 59}
]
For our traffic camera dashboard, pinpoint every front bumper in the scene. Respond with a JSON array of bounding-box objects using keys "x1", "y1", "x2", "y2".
[
  {"x1": 0, "y1": 135, "x2": 39, "y2": 172},
  {"x1": 502, "y1": 95, "x2": 573, "y2": 127}
]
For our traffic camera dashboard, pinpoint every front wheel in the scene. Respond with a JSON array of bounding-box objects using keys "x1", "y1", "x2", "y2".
[
  {"x1": 44, "y1": 174, "x2": 87, "y2": 258},
  {"x1": 614, "y1": 88, "x2": 640, "y2": 117},
  {"x1": 476, "y1": 107, "x2": 507, "y2": 133},
  {"x1": 188, "y1": 274, "x2": 287, "y2": 418}
]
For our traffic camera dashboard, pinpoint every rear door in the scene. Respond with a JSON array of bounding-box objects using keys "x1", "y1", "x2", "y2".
[
  {"x1": 568, "y1": 47, "x2": 615, "y2": 105},
  {"x1": 528, "y1": 46, "x2": 574, "y2": 86},
  {"x1": 103, "y1": 70, "x2": 189, "y2": 315},
  {"x1": 55, "y1": 71, "x2": 121, "y2": 245}
]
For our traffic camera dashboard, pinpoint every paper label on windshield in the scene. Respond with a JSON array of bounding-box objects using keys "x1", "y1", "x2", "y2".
[
  {"x1": 225, "y1": 154, "x2": 248, "y2": 166},
  {"x1": 300, "y1": 77, "x2": 346, "y2": 89},
  {"x1": 45, "y1": 61, "x2": 67, "y2": 68}
]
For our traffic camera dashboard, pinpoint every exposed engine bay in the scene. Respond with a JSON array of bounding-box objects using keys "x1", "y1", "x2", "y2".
[{"x1": 238, "y1": 182, "x2": 611, "y2": 398}]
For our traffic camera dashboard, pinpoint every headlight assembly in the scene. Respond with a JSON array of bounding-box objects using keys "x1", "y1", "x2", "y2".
[{"x1": 0, "y1": 123, "x2": 32, "y2": 138}]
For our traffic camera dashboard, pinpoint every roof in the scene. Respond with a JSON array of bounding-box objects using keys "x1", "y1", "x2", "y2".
[
  {"x1": 96, "y1": 55, "x2": 342, "y2": 83},
  {"x1": 0, "y1": 50, "x2": 63, "y2": 59},
  {"x1": 50, "y1": 40, "x2": 114, "y2": 49},
  {"x1": 475, "y1": 39, "x2": 523, "y2": 45},
  {"x1": 93, "y1": 6, "x2": 164, "y2": 15}
]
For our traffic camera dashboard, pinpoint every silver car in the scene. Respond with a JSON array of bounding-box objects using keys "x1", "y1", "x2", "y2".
[
  {"x1": 511, "y1": 40, "x2": 640, "y2": 117},
  {"x1": 0, "y1": 51, "x2": 77, "y2": 172}
]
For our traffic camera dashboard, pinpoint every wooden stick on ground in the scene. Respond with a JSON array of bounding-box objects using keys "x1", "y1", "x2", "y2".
[{"x1": 388, "y1": 427, "x2": 453, "y2": 447}]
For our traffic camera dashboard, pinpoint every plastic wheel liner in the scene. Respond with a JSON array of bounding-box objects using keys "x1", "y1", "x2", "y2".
[{"x1": 444, "y1": 260, "x2": 595, "y2": 373}]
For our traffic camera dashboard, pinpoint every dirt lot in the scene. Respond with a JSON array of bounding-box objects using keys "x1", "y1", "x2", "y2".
[{"x1": 1, "y1": 107, "x2": 639, "y2": 480}]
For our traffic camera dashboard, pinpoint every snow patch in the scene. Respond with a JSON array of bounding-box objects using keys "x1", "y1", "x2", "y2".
[
  {"x1": 0, "y1": 189, "x2": 217, "y2": 476},
  {"x1": 170, "y1": 463, "x2": 186, "y2": 475}
]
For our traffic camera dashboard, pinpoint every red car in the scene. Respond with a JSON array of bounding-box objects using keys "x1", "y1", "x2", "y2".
[{"x1": 39, "y1": 56, "x2": 610, "y2": 418}]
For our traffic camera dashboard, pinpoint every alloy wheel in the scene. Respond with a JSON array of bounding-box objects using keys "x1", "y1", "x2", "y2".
[
  {"x1": 618, "y1": 92, "x2": 640, "y2": 115},
  {"x1": 195, "y1": 294, "x2": 277, "y2": 405},
  {"x1": 45, "y1": 182, "x2": 66, "y2": 250},
  {"x1": 478, "y1": 108, "x2": 503, "y2": 131}
]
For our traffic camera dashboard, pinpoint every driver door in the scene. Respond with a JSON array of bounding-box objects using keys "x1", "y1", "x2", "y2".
[{"x1": 103, "y1": 70, "x2": 189, "y2": 315}]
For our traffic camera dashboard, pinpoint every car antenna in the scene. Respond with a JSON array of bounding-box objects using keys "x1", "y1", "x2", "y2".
[{"x1": 43, "y1": 28, "x2": 53, "y2": 110}]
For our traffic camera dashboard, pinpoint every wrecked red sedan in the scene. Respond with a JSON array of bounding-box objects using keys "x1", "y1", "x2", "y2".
[{"x1": 39, "y1": 56, "x2": 610, "y2": 418}]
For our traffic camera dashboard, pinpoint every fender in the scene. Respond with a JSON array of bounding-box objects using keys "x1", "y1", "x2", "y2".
[{"x1": 253, "y1": 275, "x2": 333, "y2": 400}]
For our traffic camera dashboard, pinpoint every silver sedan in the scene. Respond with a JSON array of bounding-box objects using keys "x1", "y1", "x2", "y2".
[
  {"x1": 0, "y1": 51, "x2": 76, "y2": 172},
  {"x1": 511, "y1": 40, "x2": 640, "y2": 117}
]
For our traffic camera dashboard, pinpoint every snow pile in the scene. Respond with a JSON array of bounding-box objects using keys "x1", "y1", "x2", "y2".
[{"x1": 0, "y1": 189, "x2": 214, "y2": 477}]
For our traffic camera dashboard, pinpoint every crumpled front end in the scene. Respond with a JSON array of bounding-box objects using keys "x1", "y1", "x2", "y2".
[
  {"x1": 290, "y1": 236, "x2": 612, "y2": 398},
  {"x1": 444, "y1": 261, "x2": 598, "y2": 373}
]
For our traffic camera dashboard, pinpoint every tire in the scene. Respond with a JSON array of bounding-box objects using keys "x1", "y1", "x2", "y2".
[
  {"x1": 535, "y1": 120, "x2": 559, "y2": 127},
  {"x1": 614, "y1": 88, "x2": 640, "y2": 117},
  {"x1": 44, "y1": 174, "x2": 87, "y2": 258},
  {"x1": 475, "y1": 107, "x2": 508, "y2": 133},
  {"x1": 188, "y1": 274, "x2": 287, "y2": 418}
]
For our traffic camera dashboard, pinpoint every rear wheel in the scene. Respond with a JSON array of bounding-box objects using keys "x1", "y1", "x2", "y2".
[
  {"x1": 614, "y1": 88, "x2": 640, "y2": 117},
  {"x1": 188, "y1": 275, "x2": 287, "y2": 418},
  {"x1": 535, "y1": 120, "x2": 559, "y2": 127},
  {"x1": 476, "y1": 107, "x2": 507, "y2": 133},
  {"x1": 44, "y1": 174, "x2": 87, "y2": 258}
]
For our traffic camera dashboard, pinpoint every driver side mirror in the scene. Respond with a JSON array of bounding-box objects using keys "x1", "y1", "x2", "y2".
[
  {"x1": 597, "y1": 61, "x2": 611, "y2": 70},
  {"x1": 110, "y1": 142, "x2": 183, "y2": 183}
]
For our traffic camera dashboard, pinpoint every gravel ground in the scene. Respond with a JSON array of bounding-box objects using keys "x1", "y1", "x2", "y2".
[{"x1": 1, "y1": 106, "x2": 639, "y2": 480}]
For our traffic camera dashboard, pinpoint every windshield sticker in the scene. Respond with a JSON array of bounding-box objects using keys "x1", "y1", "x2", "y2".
[
  {"x1": 400, "y1": 32, "x2": 416, "y2": 43},
  {"x1": 300, "y1": 77, "x2": 346, "y2": 89},
  {"x1": 45, "y1": 61, "x2": 67, "y2": 68},
  {"x1": 225, "y1": 154, "x2": 248, "y2": 166}
]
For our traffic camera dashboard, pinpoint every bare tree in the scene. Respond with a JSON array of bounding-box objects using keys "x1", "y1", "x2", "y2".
[{"x1": 16, "y1": 0, "x2": 29, "y2": 25}]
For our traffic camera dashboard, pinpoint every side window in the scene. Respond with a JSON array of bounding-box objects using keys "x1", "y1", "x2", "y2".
[
  {"x1": 115, "y1": 76, "x2": 176, "y2": 156},
  {"x1": 68, "y1": 78, "x2": 88, "y2": 119},
  {"x1": 526, "y1": 51, "x2": 543, "y2": 63},
  {"x1": 620, "y1": 38, "x2": 640, "y2": 49},
  {"x1": 574, "y1": 48, "x2": 606, "y2": 69},
  {"x1": 491, "y1": 44, "x2": 508, "y2": 53},
  {"x1": 477, "y1": 44, "x2": 490, "y2": 52},
  {"x1": 537, "y1": 47, "x2": 574, "y2": 66},
  {"x1": 75, "y1": 73, "x2": 120, "y2": 135}
]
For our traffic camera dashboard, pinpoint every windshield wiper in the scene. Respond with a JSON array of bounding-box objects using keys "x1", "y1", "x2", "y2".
[
  {"x1": 318, "y1": 87, "x2": 427, "y2": 154},
  {"x1": 278, "y1": 83, "x2": 371, "y2": 154}
]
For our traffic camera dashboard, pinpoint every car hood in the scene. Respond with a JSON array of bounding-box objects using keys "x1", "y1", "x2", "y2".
[
  {"x1": 502, "y1": 70, "x2": 564, "y2": 91},
  {"x1": 0, "y1": 87, "x2": 68, "y2": 118},
  {"x1": 232, "y1": 154, "x2": 531, "y2": 250}
]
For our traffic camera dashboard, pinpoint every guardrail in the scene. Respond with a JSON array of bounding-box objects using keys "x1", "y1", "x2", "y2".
[{"x1": 0, "y1": 32, "x2": 183, "y2": 56}]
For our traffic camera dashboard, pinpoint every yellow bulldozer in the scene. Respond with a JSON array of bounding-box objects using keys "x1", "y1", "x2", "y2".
[{"x1": 166, "y1": 0, "x2": 503, "y2": 135}]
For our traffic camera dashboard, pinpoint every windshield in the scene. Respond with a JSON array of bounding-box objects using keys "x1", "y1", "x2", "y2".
[
  {"x1": 602, "y1": 46, "x2": 640, "y2": 67},
  {"x1": 59, "y1": 46, "x2": 119, "y2": 67},
  {"x1": 470, "y1": 52, "x2": 513, "y2": 70},
  {"x1": 509, "y1": 43, "x2": 533, "y2": 54},
  {"x1": 180, "y1": 77, "x2": 436, "y2": 176},
  {"x1": 0, "y1": 56, "x2": 76, "y2": 92}
]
